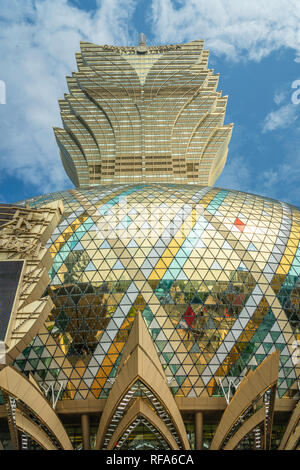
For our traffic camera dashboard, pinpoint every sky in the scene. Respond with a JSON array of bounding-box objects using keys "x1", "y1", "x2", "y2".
[{"x1": 1, "y1": 0, "x2": 300, "y2": 207}]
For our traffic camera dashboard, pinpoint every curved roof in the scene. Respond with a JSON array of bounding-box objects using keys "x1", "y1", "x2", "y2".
[{"x1": 15, "y1": 183, "x2": 300, "y2": 401}]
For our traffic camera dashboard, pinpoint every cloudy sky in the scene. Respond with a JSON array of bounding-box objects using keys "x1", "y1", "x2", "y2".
[{"x1": 1, "y1": 0, "x2": 300, "y2": 206}]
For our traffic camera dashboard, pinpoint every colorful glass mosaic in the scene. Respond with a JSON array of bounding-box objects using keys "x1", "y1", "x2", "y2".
[{"x1": 14, "y1": 184, "x2": 300, "y2": 401}]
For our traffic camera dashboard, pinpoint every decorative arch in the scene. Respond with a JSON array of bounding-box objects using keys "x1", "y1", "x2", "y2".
[
  {"x1": 95, "y1": 312, "x2": 190, "y2": 450},
  {"x1": 14, "y1": 408, "x2": 57, "y2": 450},
  {"x1": 0, "y1": 365, "x2": 72, "y2": 450},
  {"x1": 279, "y1": 399, "x2": 300, "y2": 450},
  {"x1": 106, "y1": 398, "x2": 179, "y2": 450},
  {"x1": 223, "y1": 406, "x2": 266, "y2": 450},
  {"x1": 210, "y1": 350, "x2": 280, "y2": 450}
]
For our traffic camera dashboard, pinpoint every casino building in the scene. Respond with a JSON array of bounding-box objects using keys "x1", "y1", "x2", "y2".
[{"x1": 0, "y1": 36, "x2": 299, "y2": 451}]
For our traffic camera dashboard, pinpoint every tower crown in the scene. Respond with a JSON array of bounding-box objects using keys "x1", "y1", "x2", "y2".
[{"x1": 54, "y1": 40, "x2": 233, "y2": 188}]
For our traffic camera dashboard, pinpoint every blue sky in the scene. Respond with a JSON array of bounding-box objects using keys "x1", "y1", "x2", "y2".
[{"x1": 1, "y1": 0, "x2": 300, "y2": 207}]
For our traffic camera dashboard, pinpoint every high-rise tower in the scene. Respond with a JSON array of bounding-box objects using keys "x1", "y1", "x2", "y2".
[{"x1": 54, "y1": 39, "x2": 233, "y2": 187}]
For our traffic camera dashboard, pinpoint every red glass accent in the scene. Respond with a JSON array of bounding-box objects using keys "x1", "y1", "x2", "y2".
[
  {"x1": 234, "y1": 217, "x2": 245, "y2": 232},
  {"x1": 184, "y1": 305, "x2": 196, "y2": 327}
]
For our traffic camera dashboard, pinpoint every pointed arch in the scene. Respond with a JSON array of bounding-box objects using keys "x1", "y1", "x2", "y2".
[
  {"x1": 210, "y1": 350, "x2": 280, "y2": 450},
  {"x1": 0, "y1": 366, "x2": 72, "y2": 450},
  {"x1": 14, "y1": 409, "x2": 57, "y2": 450},
  {"x1": 279, "y1": 399, "x2": 300, "y2": 450},
  {"x1": 95, "y1": 312, "x2": 190, "y2": 450},
  {"x1": 106, "y1": 398, "x2": 179, "y2": 450},
  {"x1": 223, "y1": 406, "x2": 266, "y2": 450}
]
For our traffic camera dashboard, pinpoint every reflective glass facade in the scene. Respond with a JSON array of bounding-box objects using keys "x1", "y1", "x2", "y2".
[
  {"x1": 54, "y1": 40, "x2": 233, "y2": 187},
  {"x1": 15, "y1": 183, "x2": 300, "y2": 402}
]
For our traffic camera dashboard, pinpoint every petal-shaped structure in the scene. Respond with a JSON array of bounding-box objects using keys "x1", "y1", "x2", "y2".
[
  {"x1": 95, "y1": 312, "x2": 190, "y2": 450},
  {"x1": 54, "y1": 40, "x2": 233, "y2": 187}
]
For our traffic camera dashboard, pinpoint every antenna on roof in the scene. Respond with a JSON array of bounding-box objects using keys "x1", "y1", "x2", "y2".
[
  {"x1": 138, "y1": 33, "x2": 146, "y2": 46},
  {"x1": 137, "y1": 33, "x2": 147, "y2": 54}
]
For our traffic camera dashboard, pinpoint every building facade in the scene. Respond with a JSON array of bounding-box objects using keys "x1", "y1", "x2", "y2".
[
  {"x1": 54, "y1": 39, "x2": 233, "y2": 187},
  {"x1": 0, "y1": 38, "x2": 299, "y2": 451}
]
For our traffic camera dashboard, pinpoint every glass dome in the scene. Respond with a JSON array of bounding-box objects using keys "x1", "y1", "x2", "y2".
[{"x1": 14, "y1": 183, "x2": 300, "y2": 401}]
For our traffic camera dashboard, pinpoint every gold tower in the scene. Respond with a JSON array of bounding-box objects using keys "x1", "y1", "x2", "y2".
[{"x1": 54, "y1": 38, "x2": 233, "y2": 188}]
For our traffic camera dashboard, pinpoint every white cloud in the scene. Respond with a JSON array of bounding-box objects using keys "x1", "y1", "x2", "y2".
[
  {"x1": 261, "y1": 156, "x2": 300, "y2": 204},
  {"x1": 216, "y1": 149, "x2": 300, "y2": 206},
  {"x1": 216, "y1": 153, "x2": 254, "y2": 194},
  {"x1": 150, "y1": 0, "x2": 300, "y2": 62},
  {"x1": 262, "y1": 103, "x2": 298, "y2": 132},
  {"x1": 0, "y1": 0, "x2": 137, "y2": 199},
  {"x1": 262, "y1": 169, "x2": 280, "y2": 189},
  {"x1": 274, "y1": 90, "x2": 287, "y2": 106}
]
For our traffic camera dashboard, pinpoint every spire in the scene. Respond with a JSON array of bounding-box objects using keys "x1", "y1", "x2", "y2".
[
  {"x1": 94, "y1": 311, "x2": 190, "y2": 450},
  {"x1": 137, "y1": 32, "x2": 147, "y2": 53},
  {"x1": 138, "y1": 32, "x2": 146, "y2": 46}
]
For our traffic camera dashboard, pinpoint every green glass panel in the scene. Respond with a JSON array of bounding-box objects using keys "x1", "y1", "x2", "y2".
[
  {"x1": 156, "y1": 340, "x2": 168, "y2": 352},
  {"x1": 169, "y1": 364, "x2": 181, "y2": 374},
  {"x1": 162, "y1": 352, "x2": 173, "y2": 364},
  {"x1": 175, "y1": 376, "x2": 186, "y2": 386}
]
